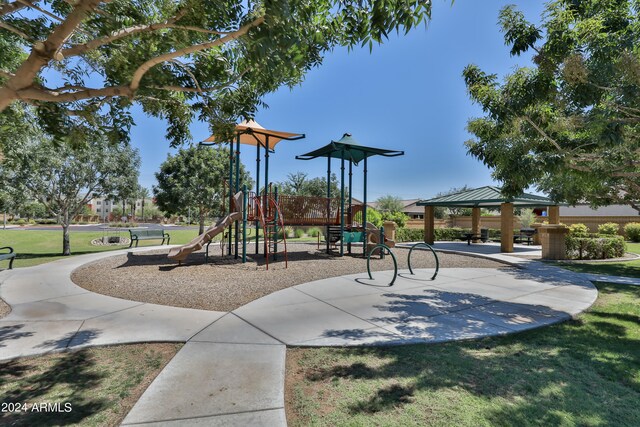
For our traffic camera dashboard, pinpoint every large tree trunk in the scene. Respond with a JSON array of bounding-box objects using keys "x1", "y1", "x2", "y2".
[
  {"x1": 141, "y1": 198, "x2": 145, "y2": 222},
  {"x1": 62, "y1": 211, "x2": 71, "y2": 256}
]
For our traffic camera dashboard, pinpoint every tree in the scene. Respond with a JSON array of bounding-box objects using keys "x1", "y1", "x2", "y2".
[
  {"x1": 375, "y1": 194, "x2": 404, "y2": 213},
  {"x1": 0, "y1": 0, "x2": 431, "y2": 149},
  {"x1": 433, "y1": 185, "x2": 473, "y2": 218},
  {"x1": 154, "y1": 145, "x2": 250, "y2": 234},
  {"x1": 463, "y1": 2, "x2": 640, "y2": 213},
  {"x1": 276, "y1": 172, "x2": 340, "y2": 198},
  {"x1": 1, "y1": 120, "x2": 141, "y2": 255},
  {"x1": 138, "y1": 186, "x2": 151, "y2": 222}
]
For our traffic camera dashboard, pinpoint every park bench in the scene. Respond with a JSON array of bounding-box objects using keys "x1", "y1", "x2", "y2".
[
  {"x1": 0, "y1": 246, "x2": 16, "y2": 269},
  {"x1": 128, "y1": 229, "x2": 170, "y2": 248}
]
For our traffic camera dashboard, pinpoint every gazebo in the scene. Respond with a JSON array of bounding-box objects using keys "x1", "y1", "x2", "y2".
[{"x1": 417, "y1": 186, "x2": 562, "y2": 253}]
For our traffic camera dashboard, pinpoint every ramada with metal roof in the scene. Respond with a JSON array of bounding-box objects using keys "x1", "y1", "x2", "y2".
[
  {"x1": 417, "y1": 186, "x2": 560, "y2": 208},
  {"x1": 417, "y1": 186, "x2": 563, "y2": 253}
]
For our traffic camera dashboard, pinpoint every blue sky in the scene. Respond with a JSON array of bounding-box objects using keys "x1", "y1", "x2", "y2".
[{"x1": 131, "y1": 1, "x2": 546, "y2": 200}]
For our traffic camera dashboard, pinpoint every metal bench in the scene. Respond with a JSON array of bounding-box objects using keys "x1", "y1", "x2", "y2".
[
  {"x1": 128, "y1": 229, "x2": 170, "y2": 248},
  {"x1": 0, "y1": 246, "x2": 16, "y2": 269}
]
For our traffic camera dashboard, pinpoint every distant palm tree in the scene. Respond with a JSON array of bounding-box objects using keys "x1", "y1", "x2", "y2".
[{"x1": 139, "y1": 186, "x2": 150, "y2": 222}]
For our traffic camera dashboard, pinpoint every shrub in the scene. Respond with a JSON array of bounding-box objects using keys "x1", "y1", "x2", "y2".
[
  {"x1": 308, "y1": 227, "x2": 321, "y2": 237},
  {"x1": 566, "y1": 235, "x2": 626, "y2": 260},
  {"x1": 294, "y1": 228, "x2": 305, "y2": 238},
  {"x1": 36, "y1": 218, "x2": 57, "y2": 224},
  {"x1": 625, "y1": 222, "x2": 640, "y2": 242},
  {"x1": 518, "y1": 208, "x2": 536, "y2": 228},
  {"x1": 598, "y1": 222, "x2": 620, "y2": 235},
  {"x1": 568, "y1": 223, "x2": 589, "y2": 237},
  {"x1": 435, "y1": 227, "x2": 468, "y2": 241},
  {"x1": 14, "y1": 219, "x2": 27, "y2": 225},
  {"x1": 354, "y1": 208, "x2": 383, "y2": 228},
  {"x1": 381, "y1": 211, "x2": 409, "y2": 228},
  {"x1": 396, "y1": 227, "x2": 424, "y2": 242},
  {"x1": 109, "y1": 222, "x2": 138, "y2": 228}
]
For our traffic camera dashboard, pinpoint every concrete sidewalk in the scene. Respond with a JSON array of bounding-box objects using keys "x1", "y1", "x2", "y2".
[{"x1": 0, "y1": 246, "x2": 601, "y2": 426}]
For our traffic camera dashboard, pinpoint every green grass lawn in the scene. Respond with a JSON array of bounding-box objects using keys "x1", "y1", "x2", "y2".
[
  {"x1": 0, "y1": 227, "x2": 321, "y2": 268},
  {"x1": 555, "y1": 242, "x2": 640, "y2": 279},
  {"x1": 0, "y1": 343, "x2": 181, "y2": 426},
  {"x1": 286, "y1": 282, "x2": 640, "y2": 426},
  {"x1": 0, "y1": 229, "x2": 201, "y2": 268}
]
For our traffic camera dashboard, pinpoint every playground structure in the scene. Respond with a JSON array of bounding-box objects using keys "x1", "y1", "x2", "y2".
[
  {"x1": 167, "y1": 191, "x2": 243, "y2": 263},
  {"x1": 191, "y1": 121, "x2": 405, "y2": 269}
]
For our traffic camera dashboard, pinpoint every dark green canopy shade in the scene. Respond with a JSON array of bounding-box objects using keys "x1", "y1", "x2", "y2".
[
  {"x1": 296, "y1": 133, "x2": 404, "y2": 165},
  {"x1": 417, "y1": 186, "x2": 563, "y2": 208}
]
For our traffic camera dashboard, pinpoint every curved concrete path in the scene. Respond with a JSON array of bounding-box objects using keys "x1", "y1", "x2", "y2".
[{"x1": 0, "y1": 246, "x2": 600, "y2": 426}]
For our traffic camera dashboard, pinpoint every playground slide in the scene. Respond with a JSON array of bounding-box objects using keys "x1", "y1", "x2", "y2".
[
  {"x1": 167, "y1": 192, "x2": 243, "y2": 263},
  {"x1": 365, "y1": 222, "x2": 396, "y2": 248}
]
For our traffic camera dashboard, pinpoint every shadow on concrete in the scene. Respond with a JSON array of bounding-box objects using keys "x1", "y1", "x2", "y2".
[
  {"x1": 0, "y1": 324, "x2": 34, "y2": 348},
  {"x1": 35, "y1": 329, "x2": 101, "y2": 351}
]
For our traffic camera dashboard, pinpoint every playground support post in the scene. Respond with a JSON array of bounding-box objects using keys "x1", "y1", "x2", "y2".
[
  {"x1": 348, "y1": 161, "x2": 353, "y2": 254},
  {"x1": 363, "y1": 156, "x2": 368, "y2": 258},
  {"x1": 255, "y1": 142, "x2": 260, "y2": 254},
  {"x1": 264, "y1": 136, "x2": 270, "y2": 257},
  {"x1": 326, "y1": 155, "x2": 331, "y2": 254},
  {"x1": 340, "y1": 150, "x2": 345, "y2": 257},
  {"x1": 234, "y1": 134, "x2": 240, "y2": 259},
  {"x1": 242, "y1": 185, "x2": 247, "y2": 263},
  {"x1": 228, "y1": 141, "x2": 233, "y2": 255}
]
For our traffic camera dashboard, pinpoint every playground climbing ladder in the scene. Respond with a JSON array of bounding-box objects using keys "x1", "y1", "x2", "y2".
[{"x1": 253, "y1": 193, "x2": 288, "y2": 270}]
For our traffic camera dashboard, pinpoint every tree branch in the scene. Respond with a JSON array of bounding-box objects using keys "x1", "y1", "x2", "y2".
[
  {"x1": 61, "y1": 17, "x2": 228, "y2": 57},
  {"x1": 16, "y1": 0, "x2": 64, "y2": 23},
  {"x1": 129, "y1": 15, "x2": 264, "y2": 91},
  {"x1": 0, "y1": 20, "x2": 33, "y2": 40},
  {"x1": 16, "y1": 85, "x2": 133, "y2": 102},
  {"x1": 0, "y1": 69, "x2": 16, "y2": 79},
  {"x1": 521, "y1": 116, "x2": 565, "y2": 152},
  {"x1": 0, "y1": 0, "x2": 29, "y2": 17},
  {"x1": 0, "y1": 0, "x2": 106, "y2": 111}
]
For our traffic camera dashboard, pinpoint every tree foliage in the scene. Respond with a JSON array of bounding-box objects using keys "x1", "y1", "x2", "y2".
[
  {"x1": 375, "y1": 194, "x2": 404, "y2": 212},
  {"x1": 0, "y1": 0, "x2": 431, "y2": 148},
  {"x1": 153, "y1": 145, "x2": 250, "y2": 233},
  {"x1": 464, "y1": 1, "x2": 640, "y2": 212},
  {"x1": 276, "y1": 171, "x2": 340, "y2": 198},
  {"x1": 0, "y1": 114, "x2": 141, "y2": 254}
]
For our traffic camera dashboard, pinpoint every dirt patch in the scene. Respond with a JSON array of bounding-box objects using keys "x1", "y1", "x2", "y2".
[
  {"x1": 71, "y1": 243, "x2": 506, "y2": 312},
  {"x1": 0, "y1": 298, "x2": 10, "y2": 319}
]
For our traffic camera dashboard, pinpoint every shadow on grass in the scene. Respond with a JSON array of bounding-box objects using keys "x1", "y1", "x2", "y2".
[
  {"x1": 555, "y1": 261, "x2": 640, "y2": 279},
  {"x1": 13, "y1": 250, "x2": 109, "y2": 260},
  {"x1": 0, "y1": 350, "x2": 110, "y2": 426},
  {"x1": 298, "y1": 283, "x2": 640, "y2": 425}
]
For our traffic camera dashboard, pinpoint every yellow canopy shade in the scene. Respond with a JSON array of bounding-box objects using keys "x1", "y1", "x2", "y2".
[{"x1": 202, "y1": 120, "x2": 305, "y2": 150}]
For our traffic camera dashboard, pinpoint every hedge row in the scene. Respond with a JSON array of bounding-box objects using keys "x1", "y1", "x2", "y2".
[{"x1": 565, "y1": 235, "x2": 626, "y2": 260}]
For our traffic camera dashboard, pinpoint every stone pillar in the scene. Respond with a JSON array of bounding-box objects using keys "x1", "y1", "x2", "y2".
[
  {"x1": 539, "y1": 225, "x2": 569, "y2": 260},
  {"x1": 548, "y1": 205, "x2": 560, "y2": 224},
  {"x1": 471, "y1": 207, "x2": 481, "y2": 242},
  {"x1": 424, "y1": 206, "x2": 435, "y2": 245},
  {"x1": 383, "y1": 221, "x2": 397, "y2": 247},
  {"x1": 501, "y1": 202, "x2": 514, "y2": 253}
]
